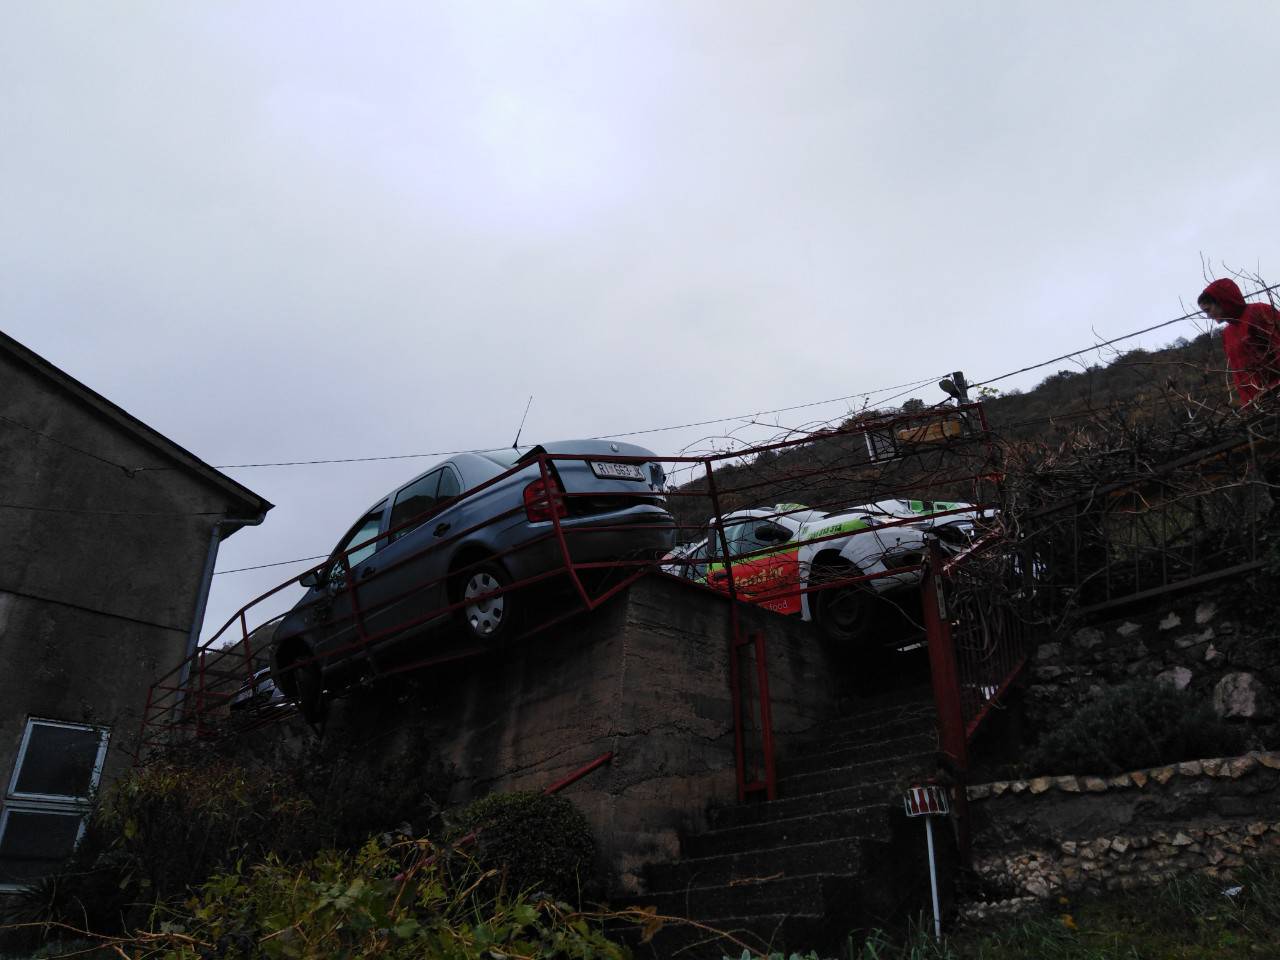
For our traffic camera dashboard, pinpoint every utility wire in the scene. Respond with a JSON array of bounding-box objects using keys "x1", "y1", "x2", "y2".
[
  {"x1": 0, "y1": 414, "x2": 137, "y2": 476},
  {"x1": 214, "y1": 555, "x2": 329, "y2": 575},
  {"x1": 170, "y1": 278, "x2": 1279, "y2": 474},
  {"x1": 972, "y1": 281, "x2": 1280, "y2": 389},
  {"x1": 207, "y1": 370, "x2": 1240, "y2": 576},
  {"x1": 137, "y1": 373, "x2": 949, "y2": 471}
]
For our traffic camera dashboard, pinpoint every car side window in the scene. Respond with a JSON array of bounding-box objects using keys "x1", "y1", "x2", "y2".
[
  {"x1": 725, "y1": 520, "x2": 789, "y2": 559},
  {"x1": 389, "y1": 470, "x2": 443, "y2": 541},
  {"x1": 329, "y1": 504, "x2": 387, "y2": 585},
  {"x1": 724, "y1": 522, "x2": 759, "y2": 558},
  {"x1": 687, "y1": 542, "x2": 709, "y2": 581},
  {"x1": 437, "y1": 466, "x2": 461, "y2": 502}
]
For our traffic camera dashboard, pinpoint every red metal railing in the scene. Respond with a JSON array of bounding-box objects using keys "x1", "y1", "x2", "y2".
[
  {"x1": 138, "y1": 403, "x2": 998, "y2": 804},
  {"x1": 921, "y1": 531, "x2": 1032, "y2": 860},
  {"x1": 1013, "y1": 427, "x2": 1278, "y2": 620}
]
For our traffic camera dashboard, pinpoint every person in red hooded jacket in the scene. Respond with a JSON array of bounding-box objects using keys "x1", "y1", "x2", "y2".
[{"x1": 1198, "y1": 278, "x2": 1280, "y2": 405}]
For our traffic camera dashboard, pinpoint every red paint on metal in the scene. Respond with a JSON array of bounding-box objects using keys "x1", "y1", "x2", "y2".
[
  {"x1": 541, "y1": 454, "x2": 592, "y2": 609},
  {"x1": 922, "y1": 539, "x2": 968, "y2": 772},
  {"x1": 140, "y1": 398, "x2": 1000, "y2": 801},
  {"x1": 541, "y1": 752, "x2": 614, "y2": 795}
]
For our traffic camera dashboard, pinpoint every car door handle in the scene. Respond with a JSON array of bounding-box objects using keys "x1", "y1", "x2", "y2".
[
  {"x1": 359, "y1": 566, "x2": 377, "y2": 580},
  {"x1": 711, "y1": 570, "x2": 729, "y2": 582},
  {"x1": 433, "y1": 522, "x2": 451, "y2": 537}
]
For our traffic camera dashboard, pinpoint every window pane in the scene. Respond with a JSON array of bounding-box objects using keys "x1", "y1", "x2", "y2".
[
  {"x1": 0, "y1": 809, "x2": 83, "y2": 885},
  {"x1": 332, "y1": 506, "x2": 385, "y2": 575},
  {"x1": 12, "y1": 724, "x2": 102, "y2": 798},
  {"x1": 346, "y1": 518, "x2": 383, "y2": 567},
  {"x1": 437, "y1": 468, "x2": 460, "y2": 501},
  {"x1": 389, "y1": 471, "x2": 441, "y2": 540},
  {"x1": 724, "y1": 522, "x2": 756, "y2": 557}
]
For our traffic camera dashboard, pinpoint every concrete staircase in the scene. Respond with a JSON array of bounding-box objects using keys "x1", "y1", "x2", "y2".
[{"x1": 627, "y1": 687, "x2": 946, "y2": 958}]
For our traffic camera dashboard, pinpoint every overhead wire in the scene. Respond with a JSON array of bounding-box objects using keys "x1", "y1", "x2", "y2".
[
  {"x1": 0, "y1": 413, "x2": 137, "y2": 475},
  {"x1": 205, "y1": 352, "x2": 1236, "y2": 575},
  {"x1": 213, "y1": 555, "x2": 329, "y2": 575},
  {"x1": 132, "y1": 372, "x2": 950, "y2": 471},
  {"x1": 971, "y1": 281, "x2": 1280, "y2": 389},
  {"x1": 17, "y1": 284, "x2": 1272, "y2": 573},
  {"x1": 175, "y1": 282, "x2": 1279, "y2": 474},
  {"x1": 16, "y1": 284, "x2": 1279, "y2": 477}
]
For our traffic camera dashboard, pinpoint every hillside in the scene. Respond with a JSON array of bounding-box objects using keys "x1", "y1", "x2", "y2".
[{"x1": 666, "y1": 330, "x2": 1234, "y2": 532}]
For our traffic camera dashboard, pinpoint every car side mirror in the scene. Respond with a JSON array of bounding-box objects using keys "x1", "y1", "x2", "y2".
[
  {"x1": 754, "y1": 522, "x2": 789, "y2": 543},
  {"x1": 299, "y1": 569, "x2": 322, "y2": 588}
]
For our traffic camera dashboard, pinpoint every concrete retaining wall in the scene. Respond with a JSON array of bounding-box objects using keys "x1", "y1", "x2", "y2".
[{"x1": 282, "y1": 574, "x2": 838, "y2": 894}]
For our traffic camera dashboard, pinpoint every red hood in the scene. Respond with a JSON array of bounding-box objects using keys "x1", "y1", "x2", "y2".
[{"x1": 1200, "y1": 278, "x2": 1247, "y2": 319}]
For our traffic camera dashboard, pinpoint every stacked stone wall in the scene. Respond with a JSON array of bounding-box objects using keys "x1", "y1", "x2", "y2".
[
  {"x1": 963, "y1": 750, "x2": 1280, "y2": 916},
  {"x1": 1025, "y1": 587, "x2": 1279, "y2": 747}
]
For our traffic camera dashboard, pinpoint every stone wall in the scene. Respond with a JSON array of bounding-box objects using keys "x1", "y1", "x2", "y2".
[
  {"x1": 965, "y1": 750, "x2": 1280, "y2": 911},
  {"x1": 1025, "y1": 586, "x2": 1279, "y2": 746},
  {"x1": 259, "y1": 574, "x2": 838, "y2": 895}
]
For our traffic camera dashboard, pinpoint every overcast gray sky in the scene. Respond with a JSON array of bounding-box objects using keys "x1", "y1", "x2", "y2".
[{"x1": 3, "y1": 2, "x2": 1278, "y2": 641}]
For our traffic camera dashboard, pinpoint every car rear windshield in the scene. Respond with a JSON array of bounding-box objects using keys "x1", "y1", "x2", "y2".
[{"x1": 479, "y1": 449, "x2": 523, "y2": 468}]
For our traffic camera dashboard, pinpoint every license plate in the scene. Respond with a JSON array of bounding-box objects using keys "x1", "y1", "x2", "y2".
[{"x1": 591, "y1": 461, "x2": 645, "y2": 481}]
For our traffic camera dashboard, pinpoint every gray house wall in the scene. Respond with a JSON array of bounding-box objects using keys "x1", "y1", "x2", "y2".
[{"x1": 0, "y1": 337, "x2": 269, "y2": 884}]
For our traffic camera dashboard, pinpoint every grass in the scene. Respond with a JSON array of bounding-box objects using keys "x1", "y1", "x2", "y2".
[
  {"x1": 840, "y1": 857, "x2": 1280, "y2": 960},
  {"x1": 8, "y1": 860, "x2": 1280, "y2": 959}
]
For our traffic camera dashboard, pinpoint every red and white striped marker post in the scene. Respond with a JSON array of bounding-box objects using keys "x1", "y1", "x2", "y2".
[{"x1": 903, "y1": 784, "x2": 951, "y2": 941}]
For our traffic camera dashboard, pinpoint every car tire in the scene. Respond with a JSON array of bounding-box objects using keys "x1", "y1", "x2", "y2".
[
  {"x1": 812, "y1": 559, "x2": 877, "y2": 648},
  {"x1": 456, "y1": 560, "x2": 517, "y2": 643},
  {"x1": 275, "y1": 648, "x2": 327, "y2": 727}
]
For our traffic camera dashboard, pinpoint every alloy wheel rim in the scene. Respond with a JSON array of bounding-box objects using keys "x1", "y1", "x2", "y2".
[{"x1": 464, "y1": 572, "x2": 505, "y2": 637}]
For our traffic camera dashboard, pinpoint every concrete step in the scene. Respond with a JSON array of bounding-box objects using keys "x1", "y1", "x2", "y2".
[
  {"x1": 790, "y1": 711, "x2": 936, "y2": 756},
  {"x1": 782, "y1": 731, "x2": 938, "y2": 777},
  {"x1": 822, "y1": 699, "x2": 935, "y2": 738},
  {"x1": 709, "y1": 778, "x2": 903, "y2": 829},
  {"x1": 645, "y1": 835, "x2": 873, "y2": 891},
  {"x1": 629, "y1": 871, "x2": 861, "y2": 924},
  {"x1": 683, "y1": 804, "x2": 894, "y2": 859},
  {"x1": 777, "y1": 750, "x2": 938, "y2": 798}
]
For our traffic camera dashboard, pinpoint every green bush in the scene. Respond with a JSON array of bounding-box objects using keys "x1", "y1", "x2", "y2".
[
  {"x1": 0, "y1": 865, "x2": 136, "y2": 954},
  {"x1": 447, "y1": 791, "x2": 596, "y2": 904},
  {"x1": 91, "y1": 753, "x2": 324, "y2": 903},
  {"x1": 11, "y1": 840, "x2": 628, "y2": 960},
  {"x1": 1028, "y1": 679, "x2": 1245, "y2": 776}
]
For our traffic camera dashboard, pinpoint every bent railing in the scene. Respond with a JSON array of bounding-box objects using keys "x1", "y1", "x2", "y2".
[{"x1": 139, "y1": 403, "x2": 999, "y2": 803}]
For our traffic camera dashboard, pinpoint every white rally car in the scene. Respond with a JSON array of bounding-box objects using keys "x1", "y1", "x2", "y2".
[{"x1": 663, "y1": 499, "x2": 981, "y2": 643}]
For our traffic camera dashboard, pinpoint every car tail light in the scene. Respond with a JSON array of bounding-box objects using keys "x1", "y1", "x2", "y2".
[{"x1": 524, "y1": 476, "x2": 567, "y2": 522}]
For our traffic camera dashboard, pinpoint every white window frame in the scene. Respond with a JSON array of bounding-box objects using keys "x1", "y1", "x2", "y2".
[
  {"x1": 0, "y1": 718, "x2": 110, "y2": 892},
  {"x1": 6, "y1": 718, "x2": 110, "y2": 803}
]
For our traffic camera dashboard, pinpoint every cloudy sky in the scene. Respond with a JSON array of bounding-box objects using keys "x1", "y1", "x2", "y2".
[{"x1": 4, "y1": 2, "x2": 1278, "y2": 641}]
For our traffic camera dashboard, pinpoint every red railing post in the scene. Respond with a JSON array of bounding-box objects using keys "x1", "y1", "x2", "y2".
[
  {"x1": 541, "y1": 453, "x2": 593, "y2": 609},
  {"x1": 705, "y1": 459, "x2": 752, "y2": 801},
  {"x1": 195, "y1": 650, "x2": 207, "y2": 739},
  {"x1": 922, "y1": 536, "x2": 971, "y2": 861},
  {"x1": 922, "y1": 538, "x2": 968, "y2": 771},
  {"x1": 240, "y1": 610, "x2": 254, "y2": 684}
]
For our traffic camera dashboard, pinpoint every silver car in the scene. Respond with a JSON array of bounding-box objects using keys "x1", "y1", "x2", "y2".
[{"x1": 270, "y1": 441, "x2": 672, "y2": 720}]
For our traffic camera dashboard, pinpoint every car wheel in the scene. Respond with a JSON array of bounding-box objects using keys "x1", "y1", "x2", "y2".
[
  {"x1": 275, "y1": 649, "x2": 327, "y2": 727},
  {"x1": 458, "y1": 561, "x2": 516, "y2": 642},
  {"x1": 812, "y1": 560, "x2": 876, "y2": 646}
]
